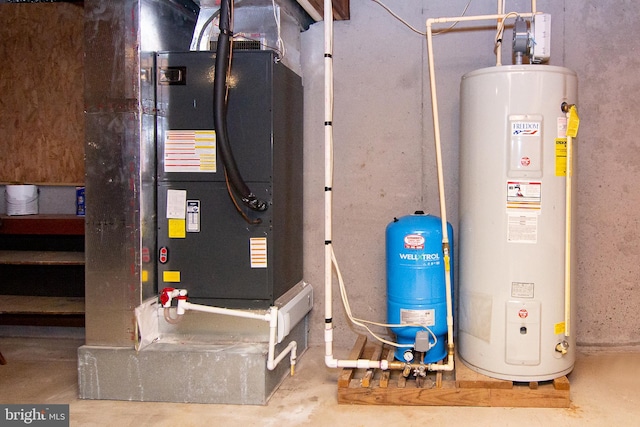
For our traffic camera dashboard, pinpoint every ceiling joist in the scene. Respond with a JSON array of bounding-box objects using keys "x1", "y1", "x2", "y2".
[{"x1": 296, "y1": 0, "x2": 349, "y2": 21}]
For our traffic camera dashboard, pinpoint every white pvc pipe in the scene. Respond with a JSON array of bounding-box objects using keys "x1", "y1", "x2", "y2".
[
  {"x1": 428, "y1": 353, "x2": 454, "y2": 371},
  {"x1": 429, "y1": 12, "x2": 535, "y2": 26},
  {"x1": 180, "y1": 302, "x2": 297, "y2": 371},
  {"x1": 496, "y1": 0, "x2": 504, "y2": 66},
  {"x1": 266, "y1": 306, "x2": 298, "y2": 373},
  {"x1": 430, "y1": 12, "x2": 537, "y2": 69},
  {"x1": 322, "y1": 1, "x2": 457, "y2": 373},
  {"x1": 179, "y1": 300, "x2": 268, "y2": 321},
  {"x1": 425, "y1": 19, "x2": 455, "y2": 370},
  {"x1": 269, "y1": 340, "x2": 298, "y2": 373},
  {"x1": 564, "y1": 118, "x2": 573, "y2": 337},
  {"x1": 323, "y1": 0, "x2": 341, "y2": 369},
  {"x1": 322, "y1": 0, "x2": 393, "y2": 372},
  {"x1": 161, "y1": 291, "x2": 297, "y2": 372},
  {"x1": 424, "y1": 10, "x2": 543, "y2": 373}
]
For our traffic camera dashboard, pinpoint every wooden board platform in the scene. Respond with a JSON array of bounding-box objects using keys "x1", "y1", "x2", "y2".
[
  {"x1": 0, "y1": 295, "x2": 84, "y2": 315},
  {"x1": 338, "y1": 336, "x2": 570, "y2": 407},
  {"x1": 0, "y1": 295, "x2": 84, "y2": 327},
  {"x1": 0, "y1": 250, "x2": 84, "y2": 265}
]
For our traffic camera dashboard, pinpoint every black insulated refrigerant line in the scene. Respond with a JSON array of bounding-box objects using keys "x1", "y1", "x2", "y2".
[{"x1": 214, "y1": 0, "x2": 268, "y2": 212}]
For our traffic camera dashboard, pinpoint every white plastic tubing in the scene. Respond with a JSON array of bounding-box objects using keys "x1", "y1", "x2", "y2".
[{"x1": 162, "y1": 289, "x2": 297, "y2": 373}]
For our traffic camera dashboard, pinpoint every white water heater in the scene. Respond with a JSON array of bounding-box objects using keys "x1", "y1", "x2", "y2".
[{"x1": 458, "y1": 65, "x2": 578, "y2": 381}]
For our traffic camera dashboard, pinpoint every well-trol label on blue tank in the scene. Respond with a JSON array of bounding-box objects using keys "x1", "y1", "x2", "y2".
[{"x1": 398, "y1": 252, "x2": 440, "y2": 262}]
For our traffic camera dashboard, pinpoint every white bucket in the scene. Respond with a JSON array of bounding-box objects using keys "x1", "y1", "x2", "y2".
[{"x1": 5, "y1": 185, "x2": 39, "y2": 216}]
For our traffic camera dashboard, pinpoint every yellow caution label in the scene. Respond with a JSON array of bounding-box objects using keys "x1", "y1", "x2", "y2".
[
  {"x1": 141, "y1": 269, "x2": 149, "y2": 283},
  {"x1": 554, "y1": 321, "x2": 566, "y2": 335},
  {"x1": 168, "y1": 218, "x2": 186, "y2": 238},
  {"x1": 567, "y1": 105, "x2": 580, "y2": 137},
  {"x1": 163, "y1": 271, "x2": 181, "y2": 283},
  {"x1": 555, "y1": 138, "x2": 567, "y2": 176}
]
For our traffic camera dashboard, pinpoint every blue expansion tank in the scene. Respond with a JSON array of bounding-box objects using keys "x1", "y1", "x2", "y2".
[{"x1": 386, "y1": 211, "x2": 453, "y2": 363}]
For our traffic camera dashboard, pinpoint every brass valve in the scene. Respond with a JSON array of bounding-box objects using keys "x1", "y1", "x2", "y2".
[{"x1": 555, "y1": 340, "x2": 569, "y2": 355}]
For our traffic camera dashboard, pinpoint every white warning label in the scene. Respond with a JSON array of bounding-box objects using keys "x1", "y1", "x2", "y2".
[
  {"x1": 507, "y1": 212, "x2": 538, "y2": 244},
  {"x1": 507, "y1": 181, "x2": 541, "y2": 210},
  {"x1": 400, "y1": 308, "x2": 435, "y2": 327},
  {"x1": 511, "y1": 282, "x2": 535, "y2": 298},
  {"x1": 250, "y1": 237, "x2": 268, "y2": 268},
  {"x1": 164, "y1": 130, "x2": 216, "y2": 173}
]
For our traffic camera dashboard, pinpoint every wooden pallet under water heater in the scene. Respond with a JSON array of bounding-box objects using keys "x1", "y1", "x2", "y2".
[{"x1": 338, "y1": 336, "x2": 570, "y2": 407}]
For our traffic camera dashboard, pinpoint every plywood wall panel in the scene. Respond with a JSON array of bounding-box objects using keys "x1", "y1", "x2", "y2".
[{"x1": 0, "y1": 3, "x2": 84, "y2": 184}]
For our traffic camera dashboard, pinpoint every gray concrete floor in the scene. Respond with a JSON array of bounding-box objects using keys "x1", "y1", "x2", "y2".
[{"x1": 1, "y1": 332, "x2": 639, "y2": 426}]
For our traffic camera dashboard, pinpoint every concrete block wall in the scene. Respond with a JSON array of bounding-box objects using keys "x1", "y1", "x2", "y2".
[{"x1": 565, "y1": 0, "x2": 640, "y2": 346}]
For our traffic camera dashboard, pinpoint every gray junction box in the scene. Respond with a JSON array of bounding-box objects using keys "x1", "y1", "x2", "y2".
[{"x1": 155, "y1": 50, "x2": 303, "y2": 309}]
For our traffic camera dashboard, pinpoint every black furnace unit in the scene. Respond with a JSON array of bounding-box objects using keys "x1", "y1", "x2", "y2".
[{"x1": 155, "y1": 50, "x2": 303, "y2": 309}]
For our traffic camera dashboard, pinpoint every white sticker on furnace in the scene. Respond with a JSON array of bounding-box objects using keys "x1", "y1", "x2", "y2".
[
  {"x1": 400, "y1": 308, "x2": 435, "y2": 327},
  {"x1": 164, "y1": 130, "x2": 217, "y2": 173},
  {"x1": 186, "y1": 200, "x2": 200, "y2": 233},
  {"x1": 166, "y1": 189, "x2": 187, "y2": 219}
]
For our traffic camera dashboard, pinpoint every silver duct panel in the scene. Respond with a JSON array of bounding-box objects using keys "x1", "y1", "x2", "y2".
[{"x1": 84, "y1": 0, "x2": 197, "y2": 346}]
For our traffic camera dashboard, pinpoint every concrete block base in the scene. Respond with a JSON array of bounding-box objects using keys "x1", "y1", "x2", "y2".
[{"x1": 78, "y1": 316, "x2": 308, "y2": 405}]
